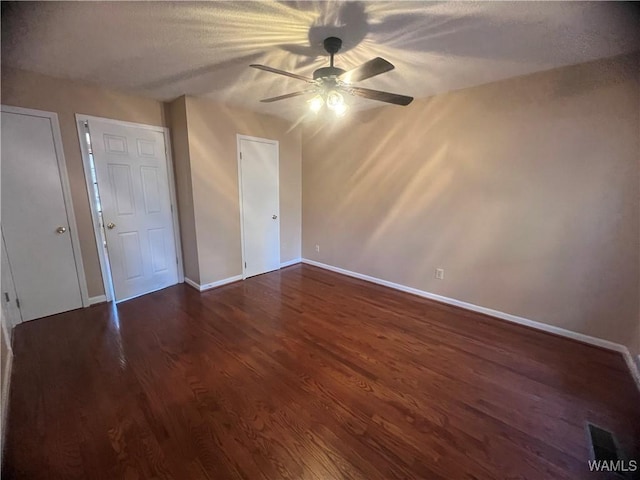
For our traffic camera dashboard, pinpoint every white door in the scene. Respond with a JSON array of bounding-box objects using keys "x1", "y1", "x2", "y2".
[
  {"x1": 88, "y1": 119, "x2": 178, "y2": 302},
  {"x1": 238, "y1": 136, "x2": 280, "y2": 278},
  {"x1": 1, "y1": 110, "x2": 84, "y2": 321}
]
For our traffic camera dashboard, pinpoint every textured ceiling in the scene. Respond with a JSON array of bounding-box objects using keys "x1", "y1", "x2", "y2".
[{"x1": 2, "y1": 1, "x2": 639, "y2": 122}]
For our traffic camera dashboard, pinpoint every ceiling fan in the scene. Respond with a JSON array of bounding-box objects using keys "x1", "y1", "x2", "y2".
[{"x1": 250, "y1": 37, "x2": 413, "y2": 116}]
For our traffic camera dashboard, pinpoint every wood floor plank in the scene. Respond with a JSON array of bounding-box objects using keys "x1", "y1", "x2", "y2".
[{"x1": 2, "y1": 264, "x2": 638, "y2": 479}]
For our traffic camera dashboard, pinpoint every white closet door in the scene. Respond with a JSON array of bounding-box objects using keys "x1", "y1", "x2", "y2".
[
  {"x1": 238, "y1": 137, "x2": 280, "y2": 278},
  {"x1": 1, "y1": 110, "x2": 83, "y2": 321},
  {"x1": 88, "y1": 119, "x2": 178, "y2": 302}
]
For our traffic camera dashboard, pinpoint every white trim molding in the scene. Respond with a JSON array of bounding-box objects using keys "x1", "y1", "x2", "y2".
[
  {"x1": 1, "y1": 314, "x2": 13, "y2": 457},
  {"x1": 623, "y1": 353, "x2": 640, "y2": 390},
  {"x1": 280, "y1": 258, "x2": 301, "y2": 268},
  {"x1": 88, "y1": 295, "x2": 107, "y2": 306},
  {"x1": 183, "y1": 277, "x2": 200, "y2": 291},
  {"x1": 1, "y1": 351, "x2": 12, "y2": 419},
  {"x1": 302, "y1": 258, "x2": 640, "y2": 391},
  {"x1": 184, "y1": 275, "x2": 243, "y2": 292},
  {"x1": 1, "y1": 351, "x2": 12, "y2": 457},
  {"x1": 184, "y1": 261, "x2": 300, "y2": 293}
]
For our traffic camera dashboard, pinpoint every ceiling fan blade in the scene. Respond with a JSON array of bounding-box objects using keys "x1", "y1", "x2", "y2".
[
  {"x1": 347, "y1": 86, "x2": 413, "y2": 106},
  {"x1": 260, "y1": 90, "x2": 316, "y2": 103},
  {"x1": 339, "y1": 57, "x2": 395, "y2": 83},
  {"x1": 250, "y1": 64, "x2": 315, "y2": 83}
]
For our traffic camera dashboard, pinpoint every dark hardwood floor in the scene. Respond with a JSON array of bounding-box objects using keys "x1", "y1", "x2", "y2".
[{"x1": 2, "y1": 264, "x2": 639, "y2": 479}]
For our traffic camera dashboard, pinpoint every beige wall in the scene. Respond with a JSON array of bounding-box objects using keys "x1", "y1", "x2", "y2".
[
  {"x1": 1, "y1": 68, "x2": 168, "y2": 297},
  {"x1": 166, "y1": 97, "x2": 200, "y2": 283},
  {"x1": 303, "y1": 54, "x2": 640, "y2": 357},
  {"x1": 181, "y1": 97, "x2": 302, "y2": 285}
]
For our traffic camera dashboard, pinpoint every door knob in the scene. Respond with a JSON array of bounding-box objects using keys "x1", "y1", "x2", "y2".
[
  {"x1": 106, "y1": 222, "x2": 116, "y2": 230},
  {"x1": 272, "y1": 215, "x2": 278, "y2": 220},
  {"x1": 56, "y1": 226, "x2": 67, "y2": 234}
]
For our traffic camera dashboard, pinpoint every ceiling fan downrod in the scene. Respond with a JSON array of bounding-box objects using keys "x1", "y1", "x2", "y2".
[
  {"x1": 323, "y1": 36, "x2": 342, "y2": 68},
  {"x1": 313, "y1": 37, "x2": 346, "y2": 80}
]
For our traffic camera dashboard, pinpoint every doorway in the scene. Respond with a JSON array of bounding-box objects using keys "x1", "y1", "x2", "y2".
[
  {"x1": 237, "y1": 135, "x2": 280, "y2": 279},
  {"x1": 77, "y1": 115, "x2": 183, "y2": 303}
]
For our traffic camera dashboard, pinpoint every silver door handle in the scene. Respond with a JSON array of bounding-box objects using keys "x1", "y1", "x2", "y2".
[
  {"x1": 56, "y1": 226, "x2": 67, "y2": 234},
  {"x1": 272, "y1": 215, "x2": 278, "y2": 220},
  {"x1": 106, "y1": 222, "x2": 116, "y2": 230}
]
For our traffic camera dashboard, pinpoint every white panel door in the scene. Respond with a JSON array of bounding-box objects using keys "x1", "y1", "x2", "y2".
[
  {"x1": 238, "y1": 137, "x2": 280, "y2": 278},
  {"x1": 88, "y1": 119, "x2": 178, "y2": 302},
  {"x1": 1, "y1": 111, "x2": 83, "y2": 321}
]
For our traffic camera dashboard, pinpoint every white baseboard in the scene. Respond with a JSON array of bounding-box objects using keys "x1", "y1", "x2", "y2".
[
  {"x1": 183, "y1": 277, "x2": 200, "y2": 291},
  {"x1": 185, "y1": 260, "x2": 301, "y2": 293},
  {"x1": 622, "y1": 352, "x2": 640, "y2": 390},
  {"x1": 302, "y1": 258, "x2": 640, "y2": 391},
  {"x1": 88, "y1": 294, "x2": 107, "y2": 305},
  {"x1": 280, "y1": 258, "x2": 301, "y2": 268},
  {"x1": 1, "y1": 344, "x2": 13, "y2": 458},
  {"x1": 184, "y1": 275, "x2": 243, "y2": 292}
]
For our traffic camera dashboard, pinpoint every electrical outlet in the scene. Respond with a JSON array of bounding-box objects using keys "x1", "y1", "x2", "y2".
[
  {"x1": 315, "y1": 244, "x2": 320, "y2": 253},
  {"x1": 435, "y1": 268, "x2": 444, "y2": 280}
]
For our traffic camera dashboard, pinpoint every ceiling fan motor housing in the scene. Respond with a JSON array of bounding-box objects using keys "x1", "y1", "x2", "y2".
[{"x1": 313, "y1": 66, "x2": 346, "y2": 80}]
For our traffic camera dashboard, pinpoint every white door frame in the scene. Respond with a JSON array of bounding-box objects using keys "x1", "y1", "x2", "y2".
[
  {"x1": 75, "y1": 114, "x2": 184, "y2": 302},
  {"x1": 236, "y1": 134, "x2": 280, "y2": 280},
  {"x1": 1, "y1": 105, "x2": 90, "y2": 307},
  {"x1": 1, "y1": 230, "x2": 23, "y2": 326}
]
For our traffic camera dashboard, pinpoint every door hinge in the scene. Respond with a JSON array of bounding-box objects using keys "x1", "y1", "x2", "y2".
[
  {"x1": 240, "y1": 152, "x2": 243, "y2": 160},
  {"x1": 170, "y1": 204, "x2": 173, "y2": 213},
  {"x1": 176, "y1": 257, "x2": 179, "y2": 265},
  {"x1": 244, "y1": 262, "x2": 247, "y2": 268},
  {"x1": 4, "y1": 292, "x2": 9, "y2": 303},
  {"x1": 16, "y1": 298, "x2": 20, "y2": 309}
]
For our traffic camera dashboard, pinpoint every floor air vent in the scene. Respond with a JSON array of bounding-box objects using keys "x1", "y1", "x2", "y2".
[{"x1": 586, "y1": 423, "x2": 638, "y2": 479}]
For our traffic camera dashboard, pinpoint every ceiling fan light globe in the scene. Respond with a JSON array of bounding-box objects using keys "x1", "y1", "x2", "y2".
[
  {"x1": 333, "y1": 103, "x2": 348, "y2": 117},
  {"x1": 309, "y1": 95, "x2": 324, "y2": 113},
  {"x1": 326, "y1": 90, "x2": 344, "y2": 111}
]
